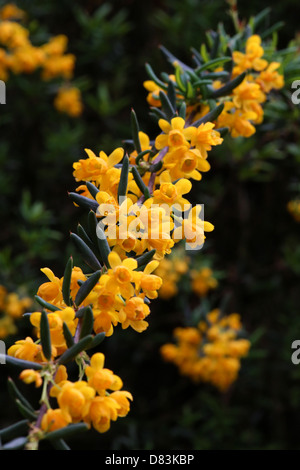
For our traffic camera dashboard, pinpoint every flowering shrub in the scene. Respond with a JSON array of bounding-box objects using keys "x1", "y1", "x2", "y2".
[{"x1": 0, "y1": 2, "x2": 298, "y2": 451}]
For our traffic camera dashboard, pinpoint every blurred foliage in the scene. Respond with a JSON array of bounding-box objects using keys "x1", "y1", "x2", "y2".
[{"x1": 1, "y1": 0, "x2": 300, "y2": 451}]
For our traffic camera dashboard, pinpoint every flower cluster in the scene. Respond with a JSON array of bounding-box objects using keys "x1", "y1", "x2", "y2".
[
  {"x1": 160, "y1": 309, "x2": 250, "y2": 392},
  {"x1": 0, "y1": 285, "x2": 32, "y2": 339},
  {"x1": 215, "y1": 35, "x2": 284, "y2": 138},
  {"x1": 0, "y1": 3, "x2": 82, "y2": 116},
  {"x1": 40, "y1": 353, "x2": 132, "y2": 434}
]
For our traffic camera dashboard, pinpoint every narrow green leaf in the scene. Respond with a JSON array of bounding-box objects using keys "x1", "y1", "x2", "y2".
[
  {"x1": 75, "y1": 271, "x2": 101, "y2": 307},
  {"x1": 252, "y1": 7, "x2": 271, "y2": 30},
  {"x1": 7, "y1": 378, "x2": 35, "y2": 412},
  {"x1": 62, "y1": 257, "x2": 73, "y2": 306},
  {"x1": 62, "y1": 322, "x2": 75, "y2": 348},
  {"x1": 2, "y1": 436, "x2": 28, "y2": 450},
  {"x1": 95, "y1": 226, "x2": 111, "y2": 268},
  {"x1": 79, "y1": 306, "x2": 94, "y2": 339},
  {"x1": 210, "y1": 72, "x2": 246, "y2": 99},
  {"x1": 159, "y1": 45, "x2": 193, "y2": 72},
  {"x1": 86, "y1": 332, "x2": 106, "y2": 350},
  {"x1": 210, "y1": 32, "x2": 220, "y2": 59},
  {"x1": 70, "y1": 233, "x2": 102, "y2": 271},
  {"x1": 58, "y1": 335, "x2": 94, "y2": 364},
  {"x1": 35, "y1": 295, "x2": 61, "y2": 312},
  {"x1": 40, "y1": 310, "x2": 52, "y2": 361},
  {"x1": 196, "y1": 56, "x2": 232, "y2": 73},
  {"x1": 178, "y1": 101, "x2": 186, "y2": 119},
  {"x1": 260, "y1": 21, "x2": 284, "y2": 39},
  {"x1": 3, "y1": 355, "x2": 42, "y2": 370},
  {"x1": 51, "y1": 439, "x2": 71, "y2": 450},
  {"x1": 131, "y1": 166, "x2": 151, "y2": 200},
  {"x1": 136, "y1": 249, "x2": 156, "y2": 269},
  {"x1": 167, "y1": 80, "x2": 177, "y2": 110},
  {"x1": 15, "y1": 399, "x2": 38, "y2": 421},
  {"x1": 135, "y1": 149, "x2": 154, "y2": 165},
  {"x1": 118, "y1": 154, "x2": 130, "y2": 199},
  {"x1": 145, "y1": 63, "x2": 167, "y2": 89},
  {"x1": 77, "y1": 224, "x2": 95, "y2": 252},
  {"x1": 43, "y1": 423, "x2": 89, "y2": 441},
  {"x1": 68, "y1": 192, "x2": 99, "y2": 212},
  {"x1": 0, "y1": 420, "x2": 29, "y2": 440},
  {"x1": 192, "y1": 103, "x2": 224, "y2": 127},
  {"x1": 131, "y1": 109, "x2": 142, "y2": 154},
  {"x1": 85, "y1": 181, "x2": 99, "y2": 199},
  {"x1": 159, "y1": 91, "x2": 176, "y2": 120}
]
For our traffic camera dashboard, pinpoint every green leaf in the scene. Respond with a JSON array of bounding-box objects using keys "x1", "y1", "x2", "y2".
[
  {"x1": 3, "y1": 355, "x2": 42, "y2": 370},
  {"x1": 79, "y1": 306, "x2": 94, "y2": 339},
  {"x1": 178, "y1": 101, "x2": 186, "y2": 119},
  {"x1": 86, "y1": 332, "x2": 106, "y2": 350},
  {"x1": 77, "y1": 224, "x2": 95, "y2": 252},
  {"x1": 210, "y1": 72, "x2": 246, "y2": 99},
  {"x1": 136, "y1": 249, "x2": 156, "y2": 269},
  {"x1": 68, "y1": 192, "x2": 99, "y2": 212},
  {"x1": 145, "y1": 63, "x2": 167, "y2": 90},
  {"x1": 167, "y1": 80, "x2": 177, "y2": 110},
  {"x1": 70, "y1": 233, "x2": 102, "y2": 271},
  {"x1": 58, "y1": 335, "x2": 94, "y2": 364},
  {"x1": 43, "y1": 423, "x2": 89, "y2": 441},
  {"x1": 62, "y1": 257, "x2": 73, "y2": 306},
  {"x1": 15, "y1": 399, "x2": 38, "y2": 421},
  {"x1": 62, "y1": 322, "x2": 75, "y2": 348},
  {"x1": 159, "y1": 91, "x2": 176, "y2": 120},
  {"x1": 197, "y1": 56, "x2": 232, "y2": 74},
  {"x1": 85, "y1": 181, "x2": 99, "y2": 199},
  {"x1": 51, "y1": 439, "x2": 71, "y2": 450},
  {"x1": 40, "y1": 310, "x2": 52, "y2": 361},
  {"x1": 118, "y1": 154, "x2": 130, "y2": 199},
  {"x1": 1, "y1": 436, "x2": 28, "y2": 450},
  {"x1": 192, "y1": 103, "x2": 224, "y2": 127},
  {"x1": 0, "y1": 419, "x2": 29, "y2": 440},
  {"x1": 7, "y1": 378, "x2": 35, "y2": 412},
  {"x1": 35, "y1": 295, "x2": 61, "y2": 312},
  {"x1": 131, "y1": 166, "x2": 151, "y2": 200},
  {"x1": 252, "y1": 7, "x2": 271, "y2": 30},
  {"x1": 95, "y1": 226, "x2": 111, "y2": 268},
  {"x1": 131, "y1": 109, "x2": 142, "y2": 154},
  {"x1": 75, "y1": 271, "x2": 101, "y2": 307}
]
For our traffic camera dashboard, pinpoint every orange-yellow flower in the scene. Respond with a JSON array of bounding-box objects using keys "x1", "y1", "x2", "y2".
[
  {"x1": 85, "y1": 353, "x2": 123, "y2": 395},
  {"x1": 155, "y1": 117, "x2": 192, "y2": 150},
  {"x1": 41, "y1": 408, "x2": 70, "y2": 432},
  {"x1": 19, "y1": 369, "x2": 42, "y2": 388}
]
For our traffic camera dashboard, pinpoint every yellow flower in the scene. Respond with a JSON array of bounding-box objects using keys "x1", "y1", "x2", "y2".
[
  {"x1": 119, "y1": 296, "x2": 150, "y2": 332},
  {"x1": 41, "y1": 53, "x2": 75, "y2": 80},
  {"x1": 8, "y1": 337, "x2": 46, "y2": 363},
  {"x1": 41, "y1": 408, "x2": 70, "y2": 432},
  {"x1": 183, "y1": 122, "x2": 223, "y2": 158},
  {"x1": 155, "y1": 117, "x2": 192, "y2": 150},
  {"x1": 191, "y1": 267, "x2": 218, "y2": 297},
  {"x1": 163, "y1": 146, "x2": 211, "y2": 181},
  {"x1": 150, "y1": 171, "x2": 192, "y2": 209},
  {"x1": 87, "y1": 395, "x2": 121, "y2": 433},
  {"x1": 85, "y1": 353, "x2": 123, "y2": 395},
  {"x1": 103, "y1": 251, "x2": 138, "y2": 300},
  {"x1": 110, "y1": 391, "x2": 133, "y2": 417},
  {"x1": 256, "y1": 62, "x2": 284, "y2": 93},
  {"x1": 232, "y1": 35, "x2": 268, "y2": 76},
  {"x1": 19, "y1": 369, "x2": 42, "y2": 388},
  {"x1": 73, "y1": 147, "x2": 124, "y2": 185},
  {"x1": 54, "y1": 86, "x2": 83, "y2": 117},
  {"x1": 50, "y1": 380, "x2": 95, "y2": 423},
  {"x1": 0, "y1": 4, "x2": 26, "y2": 21},
  {"x1": 30, "y1": 307, "x2": 77, "y2": 354}
]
